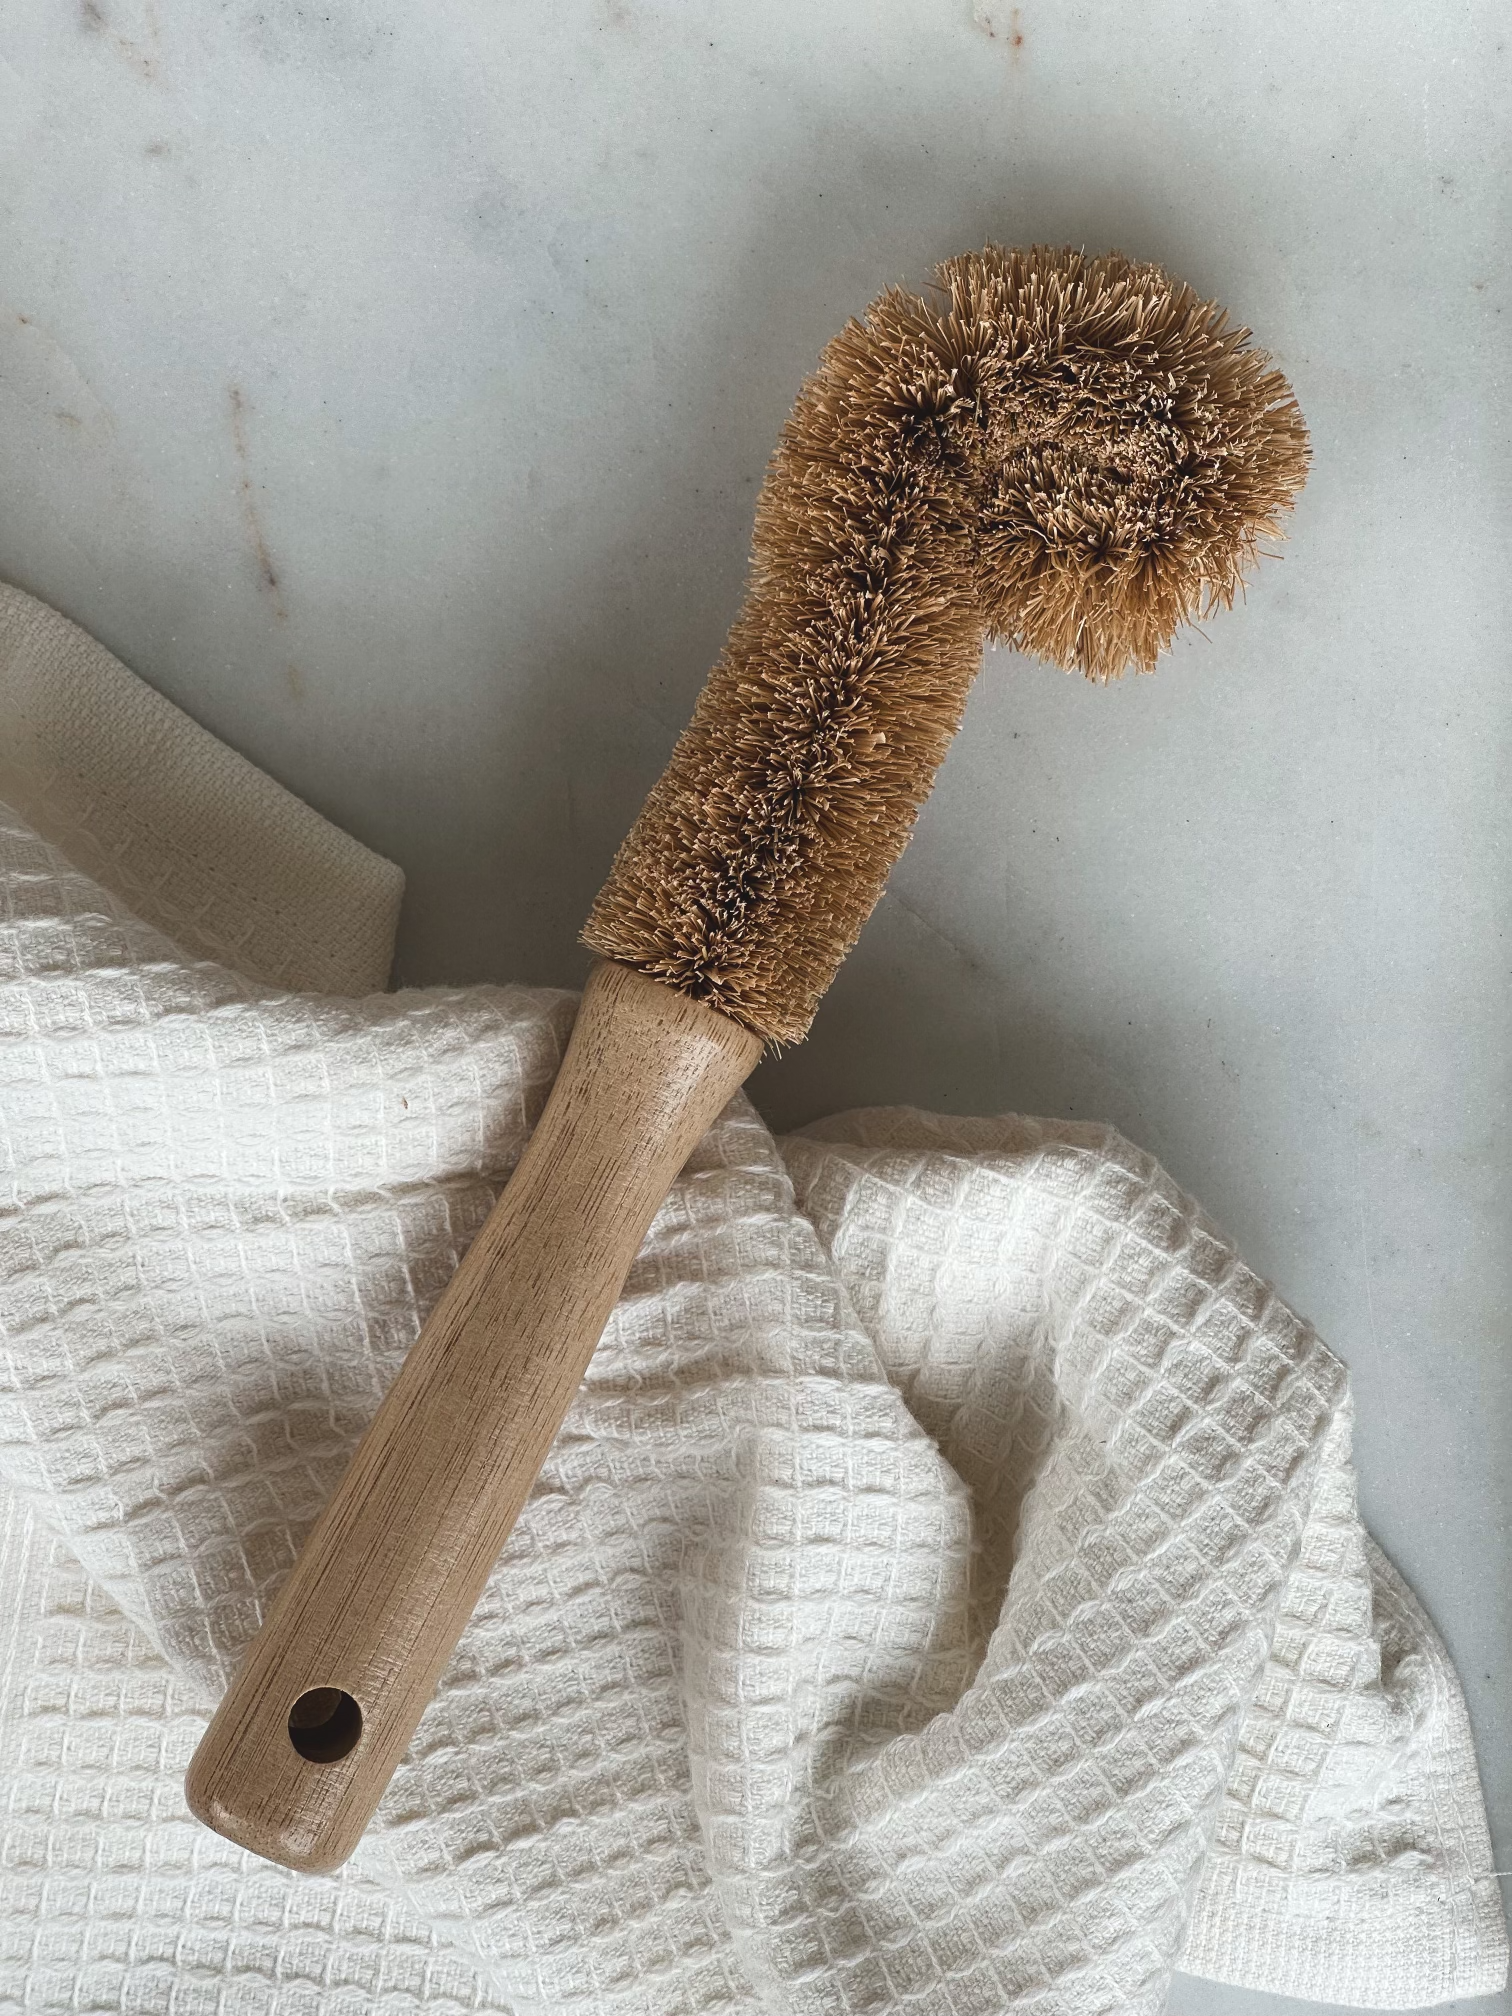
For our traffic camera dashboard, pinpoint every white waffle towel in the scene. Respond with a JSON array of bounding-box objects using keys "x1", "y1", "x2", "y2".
[{"x1": 0, "y1": 583, "x2": 1503, "y2": 2015}]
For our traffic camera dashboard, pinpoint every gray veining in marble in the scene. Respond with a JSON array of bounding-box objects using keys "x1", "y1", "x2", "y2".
[{"x1": 1, "y1": 3, "x2": 1507, "y2": 2009}]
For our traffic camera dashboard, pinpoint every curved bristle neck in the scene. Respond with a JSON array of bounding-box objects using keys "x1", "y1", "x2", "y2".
[{"x1": 584, "y1": 244, "x2": 1308, "y2": 1045}]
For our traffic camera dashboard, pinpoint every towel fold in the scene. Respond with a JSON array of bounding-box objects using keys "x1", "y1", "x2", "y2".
[{"x1": 0, "y1": 583, "x2": 1503, "y2": 2015}]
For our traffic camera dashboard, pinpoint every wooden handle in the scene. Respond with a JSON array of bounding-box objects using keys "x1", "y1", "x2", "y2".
[{"x1": 185, "y1": 960, "x2": 761, "y2": 1872}]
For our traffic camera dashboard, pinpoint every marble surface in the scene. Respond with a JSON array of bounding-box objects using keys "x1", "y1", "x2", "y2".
[{"x1": 0, "y1": 2, "x2": 1507, "y2": 2009}]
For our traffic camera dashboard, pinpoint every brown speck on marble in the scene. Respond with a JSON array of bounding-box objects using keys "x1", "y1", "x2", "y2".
[
  {"x1": 285, "y1": 662, "x2": 306, "y2": 701},
  {"x1": 972, "y1": 2, "x2": 1025, "y2": 53},
  {"x1": 229, "y1": 386, "x2": 288, "y2": 618},
  {"x1": 80, "y1": 0, "x2": 162, "y2": 83}
]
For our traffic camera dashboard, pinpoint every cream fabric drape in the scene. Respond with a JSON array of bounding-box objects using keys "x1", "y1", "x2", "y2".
[{"x1": 0, "y1": 583, "x2": 1502, "y2": 2015}]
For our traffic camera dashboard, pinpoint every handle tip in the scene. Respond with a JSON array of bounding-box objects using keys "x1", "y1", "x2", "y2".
[
  {"x1": 186, "y1": 1687, "x2": 372, "y2": 1874},
  {"x1": 185, "y1": 1763, "x2": 361, "y2": 1874}
]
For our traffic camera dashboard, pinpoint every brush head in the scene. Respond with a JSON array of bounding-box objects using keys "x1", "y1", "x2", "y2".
[{"x1": 584, "y1": 244, "x2": 1309, "y2": 1046}]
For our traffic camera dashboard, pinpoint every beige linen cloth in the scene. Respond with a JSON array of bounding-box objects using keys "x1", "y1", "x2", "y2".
[{"x1": 0, "y1": 580, "x2": 1504, "y2": 2016}]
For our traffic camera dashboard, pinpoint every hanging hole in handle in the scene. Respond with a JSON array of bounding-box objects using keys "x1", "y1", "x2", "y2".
[{"x1": 288, "y1": 1687, "x2": 363, "y2": 1763}]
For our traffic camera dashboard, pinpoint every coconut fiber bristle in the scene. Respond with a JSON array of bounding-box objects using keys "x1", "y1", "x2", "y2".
[{"x1": 584, "y1": 244, "x2": 1309, "y2": 1046}]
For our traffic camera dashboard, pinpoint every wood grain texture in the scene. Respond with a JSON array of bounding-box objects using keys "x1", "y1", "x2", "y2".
[{"x1": 184, "y1": 960, "x2": 762, "y2": 1872}]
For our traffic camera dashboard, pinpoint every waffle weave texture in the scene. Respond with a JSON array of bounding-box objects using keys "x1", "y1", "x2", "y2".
[{"x1": 0, "y1": 584, "x2": 1504, "y2": 2014}]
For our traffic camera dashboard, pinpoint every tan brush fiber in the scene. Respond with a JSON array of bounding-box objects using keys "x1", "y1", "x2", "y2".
[
  {"x1": 585, "y1": 244, "x2": 1309, "y2": 1042},
  {"x1": 187, "y1": 243, "x2": 1308, "y2": 1873}
]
